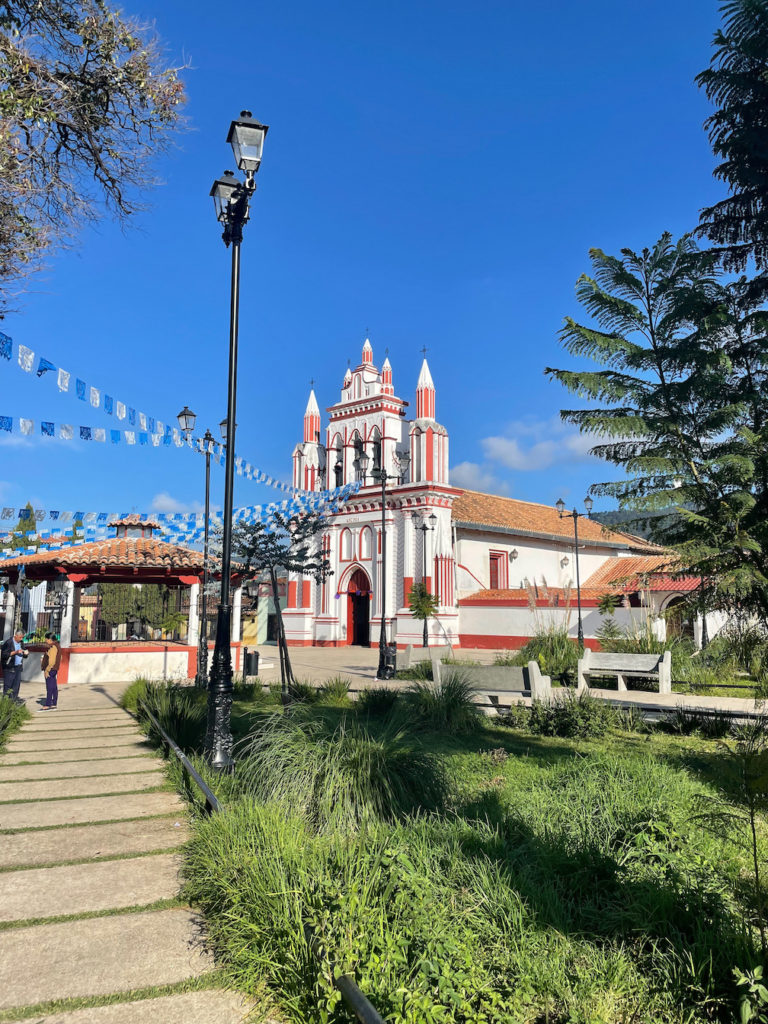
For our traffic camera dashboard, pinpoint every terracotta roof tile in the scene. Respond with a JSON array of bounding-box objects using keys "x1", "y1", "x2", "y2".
[
  {"x1": 451, "y1": 489, "x2": 660, "y2": 551},
  {"x1": 583, "y1": 555, "x2": 700, "y2": 593},
  {"x1": 109, "y1": 515, "x2": 163, "y2": 528},
  {"x1": 0, "y1": 537, "x2": 204, "y2": 572},
  {"x1": 460, "y1": 587, "x2": 605, "y2": 604}
]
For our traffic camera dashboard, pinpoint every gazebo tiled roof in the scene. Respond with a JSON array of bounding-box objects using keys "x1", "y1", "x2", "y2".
[
  {"x1": 108, "y1": 515, "x2": 164, "y2": 529},
  {"x1": 451, "y1": 489, "x2": 661, "y2": 552},
  {"x1": 0, "y1": 537, "x2": 204, "y2": 573}
]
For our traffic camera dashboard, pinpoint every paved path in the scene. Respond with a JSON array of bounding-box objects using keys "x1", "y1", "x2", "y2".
[{"x1": 0, "y1": 682, "x2": 257, "y2": 1022}]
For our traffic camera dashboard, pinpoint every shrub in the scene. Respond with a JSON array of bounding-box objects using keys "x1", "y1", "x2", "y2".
[
  {"x1": 135, "y1": 681, "x2": 207, "y2": 752},
  {"x1": 236, "y1": 713, "x2": 446, "y2": 828},
  {"x1": 498, "y1": 700, "x2": 532, "y2": 730},
  {"x1": 528, "y1": 690, "x2": 616, "y2": 739},
  {"x1": 499, "y1": 625, "x2": 580, "y2": 683},
  {"x1": 0, "y1": 692, "x2": 30, "y2": 748},
  {"x1": 287, "y1": 680, "x2": 320, "y2": 704},
  {"x1": 663, "y1": 705, "x2": 733, "y2": 740},
  {"x1": 405, "y1": 669, "x2": 482, "y2": 734},
  {"x1": 356, "y1": 686, "x2": 401, "y2": 716},
  {"x1": 317, "y1": 675, "x2": 351, "y2": 704},
  {"x1": 395, "y1": 659, "x2": 433, "y2": 681},
  {"x1": 119, "y1": 676, "x2": 151, "y2": 714}
]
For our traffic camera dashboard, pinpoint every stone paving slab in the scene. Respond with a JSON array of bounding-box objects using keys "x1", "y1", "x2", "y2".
[
  {"x1": 6, "y1": 734, "x2": 145, "y2": 752},
  {"x1": 0, "y1": 757, "x2": 161, "y2": 783},
  {"x1": 0, "y1": 770, "x2": 164, "y2": 804},
  {"x1": 0, "y1": 852, "x2": 181, "y2": 922},
  {"x1": 0, "y1": 908, "x2": 213, "y2": 1011},
  {"x1": 0, "y1": 790, "x2": 184, "y2": 831},
  {"x1": 8, "y1": 726, "x2": 138, "y2": 744},
  {"x1": 0, "y1": 816, "x2": 188, "y2": 868},
  {"x1": 26, "y1": 989, "x2": 258, "y2": 1024},
  {"x1": 0, "y1": 744, "x2": 152, "y2": 765},
  {"x1": 23, "y1": 718, "x2": 135, "y2": 733}
]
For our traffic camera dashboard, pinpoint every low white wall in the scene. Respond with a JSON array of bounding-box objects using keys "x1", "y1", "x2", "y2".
[
  {"x1": 458, "y1": 603, "x2": 649, "y2": 644},
  {"x1": 68, "y1": 649, "x2": 190, "y2": 684}
]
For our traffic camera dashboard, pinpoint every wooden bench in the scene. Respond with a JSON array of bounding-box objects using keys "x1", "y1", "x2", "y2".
[
  {"x1": 577, "y1": 648, "x2": 672, "y2": 694},
  {"x1": 433, "y1": 659, "x2": 552, "y2": 707}
]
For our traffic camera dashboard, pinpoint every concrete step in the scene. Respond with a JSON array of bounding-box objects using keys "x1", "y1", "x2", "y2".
[
  {"x1": 6, "y1": 735, "x2": 144, "y2": 753},
  {"x1": 0, "y1": 816, "x2": 188, "y2": 869},
  {"x1": 0, "y1": 757, "x2": 161, "y2": 782},
  {"x1": 0, "y1": 908, "x2": 214, "y2": 1012},
  {"x1": 23, "y1": 718, "x2": 135, "y2": 733},
  {"x1": 7, "y1": 728, "x2": 139, "y2": 747},
  {"x1": 23, "y1": 989, "x2": 258, "y2": 1024},
  {"x1": 0, "y1": 791, "x2": 184, "y2": 831},
  {"x1": 0, "y1": 744, "x2": 152, "y2": 766},
  {"x1": 0, "y1": 852, "x2": 181, "y2": 923},
  {"x1": 0, "y1": 770, "x2": 165, "y2": 804}
]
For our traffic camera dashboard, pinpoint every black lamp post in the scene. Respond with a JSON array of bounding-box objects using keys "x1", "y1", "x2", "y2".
[
  {"x1": 372, "y1": 450, "x2": 410, "y2": 679},
  {"x1": 177, "y1": 406, "x2": 216, "y2": 689},
  {"x1": 411, "y1": 510, "x2": 437, "y2": 647},
  {"x1": 555, "y1": 496, "x2": 594, "y2": 648},
  {"x1": 206, "y1": 110, "x2": 268, "y2": 771}
]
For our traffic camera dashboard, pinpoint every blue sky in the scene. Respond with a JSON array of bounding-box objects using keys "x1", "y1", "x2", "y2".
[{"x1": 2, "y1": 0, "x2": 723, "y2": 519}]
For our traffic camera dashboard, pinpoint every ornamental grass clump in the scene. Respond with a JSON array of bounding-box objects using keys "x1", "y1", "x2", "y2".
[
  {"x1": 0, "y1": 692, "x2": 29, "y2": 749},
  {"x1": 405, "y1": 669, "x2": 481, "y2": 735},
  {"x1": 236, "y1": 712, "x2": 446, "y2": 828},
  {"x1": 134, "y1": 681, "x2": 207, "y2": 752}
]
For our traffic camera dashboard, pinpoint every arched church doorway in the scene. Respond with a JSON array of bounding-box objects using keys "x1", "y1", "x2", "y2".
[{"x1": 347, "y1": 568, "x2": 371, "y2": 646}]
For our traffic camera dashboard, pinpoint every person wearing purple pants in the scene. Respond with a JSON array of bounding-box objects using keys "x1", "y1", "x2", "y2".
[{"x1": 39, "y1": 633, "x2": 61, "y2": 710}]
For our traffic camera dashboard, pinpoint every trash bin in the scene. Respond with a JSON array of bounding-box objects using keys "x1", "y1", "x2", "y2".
[
  {"x1": 380, "y1": 643, "x2": 397, "y2": 680},
  {"x1": 243, "y1": 648, "x2": 260, "y2": 678}
]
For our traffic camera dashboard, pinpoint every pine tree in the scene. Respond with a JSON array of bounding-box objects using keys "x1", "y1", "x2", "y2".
[
  {"x1": 2, "y1": 502, "x2": 41, "y2": 552},
  {"x1": 697, "y1": 0, "x2": 768, "y2": 293},
  {"x1": 230, "y1": 511, "x2": 332, "y2": 701},
  {"x1": 547, "y1": 234, "x2": 768, "y2": 627}
]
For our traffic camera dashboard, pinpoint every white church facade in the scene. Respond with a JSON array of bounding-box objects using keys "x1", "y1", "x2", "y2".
[{"x1": 282, "y1": 341, "x2": 702, "y2": 650}]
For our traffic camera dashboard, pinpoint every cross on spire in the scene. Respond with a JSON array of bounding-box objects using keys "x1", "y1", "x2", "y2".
[
  {"x1": 309, "y1": 378, "x2": 315, "y2": 391},
  {"x1": 420, "y1": 346, "x2": 428, "y2": 358}
]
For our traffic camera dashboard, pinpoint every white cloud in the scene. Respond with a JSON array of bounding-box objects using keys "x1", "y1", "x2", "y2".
[
  {"x1": 450, "y1": 462, "x2": 510, "y2": 494},
  {"x1": 479, "y1": 417, "x2": 601, "y2": 472},
  {"x1": 151, "y1": 492, "x2": 205, "y2": 514}
]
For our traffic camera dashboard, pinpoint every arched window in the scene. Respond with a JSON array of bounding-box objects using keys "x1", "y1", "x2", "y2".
[
  {"x1": 340, "y1": 528, "x2": 354, "y2": 561},
  {"x1": 359, "y1": 526, "x2": 372, "y2": 560},
  {"x1": 412, "y1": 428, "x2": 422, "y2": 481},
  {"x1": 351, "y1": 432, "x2": 364, "y2": 481},
  {"x1": 370, "y1": 426, "x2": 381, "y2": 475},
  {"x1": 330, "y1": 435, "x2": 343, "y2": 487},
  {"x1": 354, "y1": 374, "x2": 362, "y2": 398}
]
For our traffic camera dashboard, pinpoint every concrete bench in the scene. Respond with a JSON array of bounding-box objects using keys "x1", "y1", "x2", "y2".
[
  {"x1": 400, "y1": 644, "x2": 453, "y2": 669},
  {"x1": 433, "y1": 659, "x2": 552, "y2": 705},
  {"x1": 577, "y1": 648, "x2": 671, "y2": 694}
]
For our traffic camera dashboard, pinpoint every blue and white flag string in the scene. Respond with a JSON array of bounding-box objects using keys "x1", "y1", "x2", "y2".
[{"x1": 1, "y1": 332, "x2": 322, "y2": 498}]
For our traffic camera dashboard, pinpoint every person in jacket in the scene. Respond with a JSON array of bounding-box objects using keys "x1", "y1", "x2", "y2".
[
  {"x1": 40, "y1": 633, "x2": 61, "y2": 710},
  {"x1": 2, "y1": 631, "x2": 28, "y2": 704}
]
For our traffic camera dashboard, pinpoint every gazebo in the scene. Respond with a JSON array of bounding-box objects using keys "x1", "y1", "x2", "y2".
[{"x1": 0, "y1": 517, "x2": 243, "y2": 684}]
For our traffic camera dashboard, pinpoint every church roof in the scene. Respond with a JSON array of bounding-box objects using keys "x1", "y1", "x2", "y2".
[
  {"x1": 304, "y1": 389, "x2": 320, "y2": 415},
  {"x1": 416, "y1": 358, "x2": 434, "y2": 390},
  {"x1": 451, "y1": 489, "x2": 660, "y2": 551},
  {"x1": 583, "y1": 554, "x2": 699, "y2": 593}
]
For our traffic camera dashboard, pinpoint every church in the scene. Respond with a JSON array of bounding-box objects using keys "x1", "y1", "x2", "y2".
[{"x1": 283, "y1": 340, "x2": 702, "y2": 650}]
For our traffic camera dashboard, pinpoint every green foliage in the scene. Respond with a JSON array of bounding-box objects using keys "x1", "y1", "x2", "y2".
[
  {"x1": 0, "y1": 0, "x2": 186, "y2": 304},
  {"x1": 236, "y1": 713, "x2": 446, "y2": 829},
  {"x1": 316, "y1": 675, "x2": 351, "y2": 704},
  {"x1": 395, "y1": 659, "x2": 434, "y2": 681},
  {"x1": 407, "y1": 581, "x2": 438, "y2": 624},
  {"x1": 134, "y1": 681, "x2": 207, "y2": 753},
  {"x1": 495, "y1": 624, "x2": 580, "y2": 682},
  {"x1": 528, "y1": 690, "x2": 617, "y2": 739},
  {"x1": 405, "y1": 669, "x2": 481, "y2": 735},
  {"x1": 356, "y1": 686, "x2": 401, "y2": 717},
  {"x1": 697, "y1": 0, "x2": 768, "y2": 284},
  {"x1": 663, "y1": 705, "x2": 734, "y2": 740},
  {"x1": 119, "y1": 676, "x2": 150, "y2": 714},
  {"x1": 0, "y1": 691, "x2": 30, "y2": 748},
  {"x1": 734, "y1": 965, "x2": 768, "y2": 1024}
]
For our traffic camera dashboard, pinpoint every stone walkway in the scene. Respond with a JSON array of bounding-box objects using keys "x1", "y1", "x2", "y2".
[{"x1": 0, "y1": 681, "x2": 256, "y2": 1023}]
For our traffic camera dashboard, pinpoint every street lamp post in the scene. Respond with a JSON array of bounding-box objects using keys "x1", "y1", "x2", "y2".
[
  {"x1": 555, "y1": 496, "x2": 594, "y2": 649},
  {"x1": 411, "y1": 511, "x2": 437, "y2": 647},
  {"x1": 206, "y1": 110, "x2": 268, "y2": 771},
  {"x1": 177, "y1": 406, "x2": 216, "y2": 689},
  {"x1": 372, "y1": 450, "x2": 410, "y2": 680}
]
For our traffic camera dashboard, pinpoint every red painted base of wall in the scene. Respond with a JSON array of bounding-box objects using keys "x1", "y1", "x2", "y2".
[
  {"x1": 459, "y1": 634, "x2": 601, "y2": 651},
  {"x1": 285, "y1": 639, "x2": 315, "y2": 647}
]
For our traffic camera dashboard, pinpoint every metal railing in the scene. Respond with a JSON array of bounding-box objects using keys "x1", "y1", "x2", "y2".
[{"x1": 136, "y1": 699, "x2": 384, "y2": 1022}]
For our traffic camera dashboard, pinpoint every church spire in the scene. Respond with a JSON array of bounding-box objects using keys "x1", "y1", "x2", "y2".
[
  {"x1": 361, "y1": 338, "x2": 373, "y2": 365},
  {"x1": 416, "y1": 358, "x2": 435, "y2": 419},
  {"x1": 382, "y1": 355, "x2": 393, "y2": 395},
  {"x1": 303, "y1": 388, "x2": 321, "y2": 443}
]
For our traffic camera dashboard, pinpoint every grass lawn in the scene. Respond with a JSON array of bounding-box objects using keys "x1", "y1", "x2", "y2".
[{"x1": 124, "y1": 678, "x2": 768, "y2": 1024}]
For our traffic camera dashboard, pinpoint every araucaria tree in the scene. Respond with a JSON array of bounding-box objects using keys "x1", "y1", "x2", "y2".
[
  {"x1": 231, "y1": 511, "x2": 332, "y2": 700},
  {"x1": 0, "y1": 1, "x2": 185, "y2": 308},
  {"x1": 547, "y1": 233, "x2": 768, "y2": 627}
]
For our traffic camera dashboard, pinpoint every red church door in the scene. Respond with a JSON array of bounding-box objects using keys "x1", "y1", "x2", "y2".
[{"x1": 347, "y1": 569, "x2": 371, "y2": 646}]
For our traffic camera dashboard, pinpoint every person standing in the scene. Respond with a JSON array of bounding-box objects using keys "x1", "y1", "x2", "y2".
[
  {"x1": 2, "y1": 631, "x2": 28, "y2": 704},
  {"x1": 39, "y1": 633, "x2": 61, "y2": 710}
]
